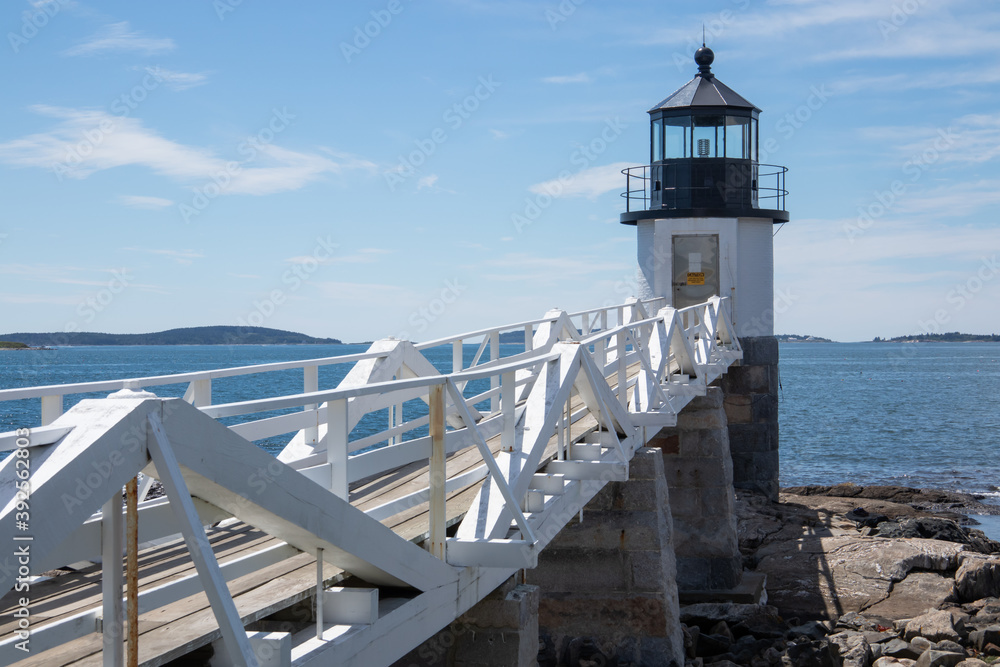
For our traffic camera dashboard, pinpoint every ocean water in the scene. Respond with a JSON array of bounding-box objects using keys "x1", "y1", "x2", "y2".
[
  {"x1": 0, "y1": 343, "x2": 515, "y2": 455},
  {"x1": 778, "y1": 342, "x2": 1000, "y2": 501},
  {"x1": 3, "y1": 341, "x2": 999, "y2": 500}
]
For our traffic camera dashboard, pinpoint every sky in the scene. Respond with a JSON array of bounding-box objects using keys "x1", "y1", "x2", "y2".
[{"x1": 0, "y1": 0, "x2": 998, "y2": 343}]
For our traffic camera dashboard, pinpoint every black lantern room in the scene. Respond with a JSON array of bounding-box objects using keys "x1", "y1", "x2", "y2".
[{"x1": 621, "y1": 46, "x2": 788, "y2": 224}]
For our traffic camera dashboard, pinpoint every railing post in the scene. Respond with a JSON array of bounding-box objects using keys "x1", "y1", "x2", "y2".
[
  {"x1": 452, "y1": 340, "x2": 463, "y2": 374},
  {"x1": 428, "y1": 384, "x2": 446, "y2": 560},
  {"x1": 183, "y1": 379, "x2": 211, "y2": 408},
  {"x1": 41, "y1": 394, "x2": 63, "y2": 426},
  {"x1": 102, "y1": 491, "x2": 124, "y2": 667},
  {"x1": 500, "y1": 371, "x2": 515, "y2": 452},
  {"x1": 126, "y1": 478, "x2": 138, "y2": 667},
  {"x1": 524, "y1": 324, "x2": 533, "y2": 352},
  {"x1": 616, "y1": 330, "x2": 628, "y2": 410},
  {"x1": 315, "y1": 548, "x2": 324, "y2": 640},
  {"x1": 303, "y1": 366, "x2": 319, "y2": 446},
  {"x1": 489, "y1": 330, "x2": 500, "y2": 413},
  {"x1": 327, "y1": 399, "x2": 348, "y2": 500}
]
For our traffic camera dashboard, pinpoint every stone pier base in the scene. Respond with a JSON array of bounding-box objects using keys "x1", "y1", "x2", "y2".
[
  {"x1": 719, "y1": 335, "x2": 780, "y2": 501},
  {"x1": 649, "y1": 387, "x2": 742, "y2": 593},
  {"x1": 392, "y1": 578, "x2": 539, "y2": 667},
  {"x1": 527, "y1": 447, "x2": 684, "y2": 667}
]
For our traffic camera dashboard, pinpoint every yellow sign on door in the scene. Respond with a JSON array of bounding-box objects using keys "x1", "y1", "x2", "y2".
[{"x1": 687, "y1": 272, "x2": 705, "y2": 286}]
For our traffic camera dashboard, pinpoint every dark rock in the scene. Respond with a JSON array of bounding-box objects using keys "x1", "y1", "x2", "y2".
[
  {"x1": 783, "y1": 639, "x2": 839, "y2": 667},
  {"x1": 913, "y1": 649, "x2": 964, "y2": 667},
  {"x1": 883, "y1": 638, "x2": 922, "y2": 659},
  {"x1": 904, "y1": 610, "x2": 962, "y2": 643},
  {"x1": 984, "y1": 642, "x2": 1000, "y2": 656},
  {"x1": 875, "y1": 518, "x2": 1000, "y2": 554},
  {"x1": 695, "y1": 634, "x2": 732, "y2": 658},
  {"x1": 787, "y1": 621, "x2": 830, "y2": 641},
  {"x1": 955, "y1": 556, "x2": 1000, "y2": 602},
  {"x1": 683, "y1": 624, "x2": 699, "y2": 659},
  {"x1": 967, "y1": 626, "x2": 1000, "y2": 651},
  {"x1": 932, "y1": 640, "x2": 964, "y2": 654},
  {"x1": 830, "y1": 631, "x2": 873, "y2": 667},
  {"x1": 710, "y1": 621, "x2": 734, "y2": 644}
]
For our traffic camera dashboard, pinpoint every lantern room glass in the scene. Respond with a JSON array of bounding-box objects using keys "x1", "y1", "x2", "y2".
[{"x1": 663, "y1": 117, "x2": 688, "y2": 159}]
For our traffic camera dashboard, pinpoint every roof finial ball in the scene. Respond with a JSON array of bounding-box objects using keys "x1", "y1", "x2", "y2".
[{"x1": 694, "y1": 44, "x2": 714, "y2": 78}]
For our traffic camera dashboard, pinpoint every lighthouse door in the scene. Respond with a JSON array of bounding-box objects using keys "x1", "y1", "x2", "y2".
[{"x1": 671, "y1": 235, "x2": 720, "y2": 310}]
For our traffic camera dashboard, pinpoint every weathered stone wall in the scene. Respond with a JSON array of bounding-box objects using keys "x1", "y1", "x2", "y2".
[
  {"x1": 649, "y1": 387, "x2": 742, "y2": 592},
  {"x1": 718, "y1": 335, "x2": 779, "y2": 502},
  {"x1": 391, "y1": 577, "x2": 539, "y2": 667},
  {"x1": 527, "y1": 447, "x2": 685, "y2": 667}
]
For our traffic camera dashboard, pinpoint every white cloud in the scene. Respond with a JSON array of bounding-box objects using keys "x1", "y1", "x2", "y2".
[
  {"x1": 417, "y1": 174, "x2": 439, "y2": 189},
  {"x1": 65, "y1": 21, "x2": 175, "y2": 57},
  {"x1": 529, "y1": 162, "x2": 637, "y2": 200},
  {"x1": 144, "y1": 66, "x2": 208, "y2": 91},
  {"x1": 117, "y1": 195, "x2": 173, "y2": 209},
  {"x1": 542, "y1": 72, "x2": 592, "y2": 84},
  {"x1": 0, "y1": 106, "x2": 375, "y2": 196},
  {"x1": 122, "y1": 247, "x2": 204, "y2": 264},
  {"x1": 489, "y1": 129, "x2": 509, "y2": 140}
]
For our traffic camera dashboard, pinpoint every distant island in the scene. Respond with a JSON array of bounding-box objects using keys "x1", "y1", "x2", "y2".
[
  {"x1": 873, "y1": 332, "x2": 1000, "y2": 343},
  {"x1": 775, "y1": 334, "x2": 833, "y2": 343},
  {"x1": 0, "y1": 341, "x2": 31, "y2": 350},
  {"x1": 0, "y1": 326, "x2": 343, "y2": 347}
]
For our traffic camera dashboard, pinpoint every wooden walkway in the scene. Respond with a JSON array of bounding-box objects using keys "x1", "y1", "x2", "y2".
[
  {"x1": 0, "y1": 398, "x2": 602, "y2": 666},
  {"x1": 0, "y1": 296, "x2": 740, "y2": 666}
]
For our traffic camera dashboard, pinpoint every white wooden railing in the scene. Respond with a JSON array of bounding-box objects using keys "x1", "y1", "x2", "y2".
[{"x1": 0, "y1": 296, "x2": 742, "y2": 667}]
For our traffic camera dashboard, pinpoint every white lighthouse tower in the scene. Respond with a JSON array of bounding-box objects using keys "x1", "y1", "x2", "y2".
[{"x1": 621, "y1": 45, "x2": 788, "y2": 500}]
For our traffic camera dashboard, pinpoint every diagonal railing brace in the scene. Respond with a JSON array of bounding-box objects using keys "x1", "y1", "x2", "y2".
[{"x1": 147, "y1": 412, "x2": 259, "y2": 667}]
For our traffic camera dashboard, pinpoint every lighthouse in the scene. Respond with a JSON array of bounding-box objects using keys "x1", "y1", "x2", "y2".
[{"x1": 622, "y1": 45, "x2": 787, "y2": 500}]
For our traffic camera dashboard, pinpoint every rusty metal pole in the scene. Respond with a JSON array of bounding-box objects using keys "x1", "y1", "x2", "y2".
[{"x1": 126, "y1": 477, "x2": 138, "y2": 667}]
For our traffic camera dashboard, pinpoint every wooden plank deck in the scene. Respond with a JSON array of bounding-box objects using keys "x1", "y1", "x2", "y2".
[{"x1": 0, "y1": 389, "x2": 607, "y2": 666}]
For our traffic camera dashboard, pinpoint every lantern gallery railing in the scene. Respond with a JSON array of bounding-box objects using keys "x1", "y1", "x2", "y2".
[
  {"x1": 621, "y1": 162, "x2": 787, "y2": 213},
  {"x1": 0, "y1": 296, "x2": 742, "y2": 667}
]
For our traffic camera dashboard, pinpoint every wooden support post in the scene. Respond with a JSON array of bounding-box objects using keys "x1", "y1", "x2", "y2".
[
  {"x1": 40, "y1": 394, "x2": 62, "y2": 426},
  {"x1": 146, "y1": 413, "x2": 258, "y2": 667},
  {"x1": 327, "y1": 399, "x2": 349, "y2": 499},
  {"x1": 428, "y1": 384, "x2": 446, "y2": 560},
  {"x1": 315, "y1": 548, "x2": 324, "y2": 640},
  {"x1": 524, "y1": 324, "x2": 533, "y2": 351},
  {"x1": 617, "y1": 330, "x2": 628, "y2": 410},
  {"x1": 500, "y1": 371, "x2": 515, "y2": 452},
  {"x1": 126, "y1": 477, "x2": 138, "y2": 667},
  {"x1": 102, "y1": 492, "x2": 124, "y2": 667},
  {"x1": 303, "y1": 366, "x2": 319, "y2": 446}
]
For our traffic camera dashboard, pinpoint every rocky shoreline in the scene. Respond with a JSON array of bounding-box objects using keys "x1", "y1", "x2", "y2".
[{"x1": 679, "y1": 484, "x2": 1000, "y2": 666}]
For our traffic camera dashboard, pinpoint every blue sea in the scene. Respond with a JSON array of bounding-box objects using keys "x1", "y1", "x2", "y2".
[{"x1": 2, "y1": 341, "x2": 999, "y2": 500}]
